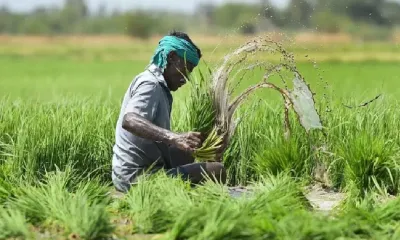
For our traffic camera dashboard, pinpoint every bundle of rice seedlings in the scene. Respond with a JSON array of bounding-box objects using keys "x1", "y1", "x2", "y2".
[{"x1": 186, "y1": 36, "x2": 323, "y2": 163}]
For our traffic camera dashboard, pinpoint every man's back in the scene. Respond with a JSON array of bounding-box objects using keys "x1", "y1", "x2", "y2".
[{"x1": 112, "y1": 65, "x2": 173, "y2": 192}]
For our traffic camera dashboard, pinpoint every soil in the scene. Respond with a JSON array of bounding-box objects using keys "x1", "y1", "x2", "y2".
[
  {"x1": 304, "y1": 184, "x2": 345, "y2": 213},
  {"x1": 228, "y1": 184, "x2": 345, "y2": 213}
]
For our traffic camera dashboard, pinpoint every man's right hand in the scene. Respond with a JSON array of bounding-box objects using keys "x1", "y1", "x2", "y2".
[{"x1": 168, "y1": 132, "x2": 203, "y2": 153}]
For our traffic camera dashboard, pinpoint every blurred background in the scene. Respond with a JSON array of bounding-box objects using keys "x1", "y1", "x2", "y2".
[
  {"x1": 0, "y1": 0, "x2": 399, "y2": 42},
  {"x1": 1, "y1": 0, "x2": 399, "y2": 101}
]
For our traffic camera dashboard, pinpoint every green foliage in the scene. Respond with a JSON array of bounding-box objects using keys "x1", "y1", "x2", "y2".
[
  {"x1": 336, "y1": 133, "x2": 400, "y2": 197},
  {"x1": 123, "y1": 173, "x2": 193, "y2": 234},
  {"x1": 0, "y1": 0, "x2": 400, "y2": 37},
  {"x1": 0, "y1": 208, "x2": 30, "y2": 239},
  {"x1": 254, "y1": 131, "x2": 311, "y2": 178},
  {"x1": 2, "y1": 40, "x2": 400, "y2": 237},
  {"x1": 347, "y1": 23, "x2": 394, "y2": 41},
  {"x1": 311, "y1": 11, "x2": 352, "y2": 33},
  {"x1": 212, "y1": 3, "x2": 260, "y2": 33},
  {"x1": 185, "y1": 65, "x2": 216, "y2": 134},
  {"x1": 9, "y1": 168, "x2": 114, "y2": 238},
  {"x1": 125, "y1": 11, "x2": 156, "y2": 39},
  {"x1": 283, "y1": 0, "x2": 314, "y2": 29},
  {"x1": 166, "y1": 199, "x2": 257, "y2": 240},
  {"x1": 223, "y1": 102, "x2": 276, "y2": 185},
  {"x1": 0, "y1": 99, "x2": 116, "y2": 184},
  {"x1": 165, "y1": 173, "x2": 311, "y2": 240}
]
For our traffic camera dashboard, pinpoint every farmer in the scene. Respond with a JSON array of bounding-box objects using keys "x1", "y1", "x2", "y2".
[{"x1": 112, "y1": 31, "x2": 227, "y2": 193}]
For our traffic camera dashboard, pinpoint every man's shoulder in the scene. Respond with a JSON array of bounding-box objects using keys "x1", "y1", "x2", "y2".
[
  {"x1": 133, "y1": 68, "x2": 159, "y2": 85},
  {"x1": 130, "y1": 69, "x2": 162, "y2": 92}
]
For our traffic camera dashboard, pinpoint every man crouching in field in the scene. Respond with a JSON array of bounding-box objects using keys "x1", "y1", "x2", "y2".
[{"x1": 112, "y1": 31, "x2": 227, "y2": 193}]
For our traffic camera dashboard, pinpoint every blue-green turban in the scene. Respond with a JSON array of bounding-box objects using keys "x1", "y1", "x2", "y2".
[{"x1": 150, "y1": 36, "x2": 200, "y2": 71}]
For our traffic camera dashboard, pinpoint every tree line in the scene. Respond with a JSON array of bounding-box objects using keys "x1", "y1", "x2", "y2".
[{"x1": 0, "y1": 0, "x2": 399, "y2": 40}]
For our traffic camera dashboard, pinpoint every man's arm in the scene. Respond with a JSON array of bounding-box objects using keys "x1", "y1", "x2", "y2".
[
  {"x1": 122, "y1": 113, "x2": 203, "y2": 153},
  {"x1": 122, "y1": 112, "x2": 175, "y2": 145},
  {"x1": 122, "y1": 81, "x2": 203, "y2": 153}
]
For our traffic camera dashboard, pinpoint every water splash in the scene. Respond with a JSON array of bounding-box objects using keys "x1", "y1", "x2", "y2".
[
  {"x1": 188, "y1": 33, "x2": 327, "y2": 162},
  {"x1": 203, "y1": 35, "x2": 324, "y2": 141},
  {"x1": 289, "y1": 74, "x2": 323, "y2": 132}
]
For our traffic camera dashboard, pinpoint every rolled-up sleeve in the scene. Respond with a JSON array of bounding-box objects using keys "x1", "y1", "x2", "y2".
[{"x1": 124, "y1": 81, "x2": 160, "y2": 121}]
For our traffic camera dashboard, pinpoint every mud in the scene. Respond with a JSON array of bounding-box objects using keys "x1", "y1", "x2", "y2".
[
  {"x1": 228, "y1": 184, "x2": 345, "y2": 213},
  {"x1": 304, "y1": 184, "x2": 345, "y2": 213}
]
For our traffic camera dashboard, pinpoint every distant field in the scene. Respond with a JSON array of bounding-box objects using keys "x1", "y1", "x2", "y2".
[
  {"x1": 1, "y1": 35, "x2": 399, "y2": 103},
  {"x1": 0, "y1": 55, "x2": 398, "y2": 104},
  {"x1": 2, "y1": 35, "x2": 400, "y2": 239},
  {"x1": 1, "y1": 34, "x2": 400, "y2": 62}
]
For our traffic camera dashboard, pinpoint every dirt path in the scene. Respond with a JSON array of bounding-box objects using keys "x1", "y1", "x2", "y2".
[{"x1": 304, "y1": 185, "x2": 346, "y2": 213}]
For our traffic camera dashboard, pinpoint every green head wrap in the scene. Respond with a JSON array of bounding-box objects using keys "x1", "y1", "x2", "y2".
[{"x1": 150, "y1": 36, "x2": 200, "y2": 71}]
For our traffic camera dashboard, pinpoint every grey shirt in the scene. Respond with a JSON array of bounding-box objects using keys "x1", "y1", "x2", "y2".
[{"x1": 112, "y1": 64, "x2": 173, "y2": 191}]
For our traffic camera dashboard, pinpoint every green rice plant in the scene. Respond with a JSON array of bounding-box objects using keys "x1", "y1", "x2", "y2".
[
  {"x1": 275, "y1": 210, "x2": 352, "y2": 239},
  {"x1": 189, "y1": 176, "x2": 232, "y2": 203},
  {"x1": 335, "y1": 192, "x2": 394, "y2": 238},
  {"x1": 165, "y1": 178, "x2": 259, "y2": 240},
  {"x1": 48, "y1": 193, "x2": 113, "y2": 239},
  {"x1": 0, "y1": 207, "x2": 31, "y2": 239},
  {"x1": 44, "y1": 172, "x2": 113, "y2": 239},
  {"x1": 0, "y1": 165, "x2": 18, "y2": 204},
  {"x1": 222, "y1": 101, "x2": 267, "y2": 185},
  {"x1": 240, "y1": 173, "x2": 312, "y2": 219},
  {"x1": 334, "y1": 187, "x2": 400, "y2": 238},
  {"x1": 333, "y1": 132, "x2": 400, "y2": 197},
  {"x1": 10, "y1": 166, "x2": 77, "y2": 222},
  {"x1": 164, "y1": 173, "x2": 312, "y2": 240},
  {"x1": 165, "y1": 199, "x2": 258, "y2": 240},
  {"x1": 125, "y1": 173, "x2": 262, "y2": 238},
  {"x1": 71, "y1": 178, "x2": 112, "y2": 205},
  {"x1": 124, "y1": 172, "x2": 193, "y2": 234},
  {"x1": 229, "y1": 173, "x2": 310, "y2": 239},
  {"x1": 0, "y1": 98, "x2": 117, "y2": 184},
  {"x1": 253, "y1": 127, "x2": 312, "y2": 179},
  {"x1": 185, "y1": 64, "x2": 216, "y2": 134},
  {"x1": 184, "y1": 64, "x2": 222, "y2": 162},
  {"x1": 10, "y1": 167, "x2": 114, "y2": 239}
]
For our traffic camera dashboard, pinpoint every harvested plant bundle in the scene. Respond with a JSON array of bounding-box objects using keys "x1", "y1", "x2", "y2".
[{"x1": 186, "y1": 36, "x2": 323, "y2": 162}]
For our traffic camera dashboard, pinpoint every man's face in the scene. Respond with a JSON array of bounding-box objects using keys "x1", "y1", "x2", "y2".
[{"x1": 164, "y1": 52, "x2": 196, "y2": 92}]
